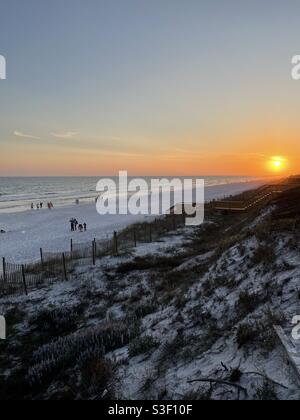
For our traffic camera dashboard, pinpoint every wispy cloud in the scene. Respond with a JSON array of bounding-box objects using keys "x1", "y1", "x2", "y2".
[
  {"x1": 98, "y1": 136, "x2": 122, "y2": 141},
  {"x1": 51, "y1": 131, "x2": 78, "y2": 139},
  {"x1": 14, "y1": 131, "x2": 41, "y2": 140}
]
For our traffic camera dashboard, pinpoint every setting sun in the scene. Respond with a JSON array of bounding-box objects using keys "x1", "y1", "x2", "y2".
[
  {"x1": 268, "y1": 156, "x2": 288, "y2": 172},
  {"x1": 273, "y1": 160, "x2": 282, "y2": 168}
]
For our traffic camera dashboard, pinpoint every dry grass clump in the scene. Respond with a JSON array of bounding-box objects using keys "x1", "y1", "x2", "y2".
[
  {"x1": 250, "y1": 245, "x2": 276, "y2": 268},
  {"x1": 235, "y1": 291, "x2": 262, "y2": 317},
  {"x1": 116, "y1": 255, "x2": 182, "y2": 275},
  {"x1": 236, "y1": 309, "x2": 284, "y2": 351},
  {"x1": 79, "y1": 356, "x2": 114, "y2": 399},
  {"x1": 255, "y1": 381, "x2": 278, "y2": 400},
  {"x1": 26, "y1": 318, "x2": 139, "y2": 389},
  {"x1": 202, "y1": 275, "x2": 236, "y2": 297},
  {"x1": 236, "y1": 322, "x2": 258, "y2": 348},
  {"x1": 129, "y1": 335, "x2": 159, "y2": 357},
  {"x1": 29, "y1": 304, "x2": 85, "y2": 338}
]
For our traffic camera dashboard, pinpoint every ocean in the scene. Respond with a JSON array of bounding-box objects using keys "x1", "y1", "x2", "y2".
[{"x1": 0, "y1": 176, "x2": 259, "y2": 214}]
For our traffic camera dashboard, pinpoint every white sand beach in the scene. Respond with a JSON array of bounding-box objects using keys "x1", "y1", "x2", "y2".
[{"x1": 0, "y1": 180, "x2": 265, "y2": 264}]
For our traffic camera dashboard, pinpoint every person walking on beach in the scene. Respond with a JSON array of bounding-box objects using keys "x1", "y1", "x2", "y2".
[
  {"x1": 40, "y1": 202, "x2": 43, "y2": 209},
  {"x1": 78, "y1": 224, "x2": 83, "y2": 232},
  {"x1": 36, "y1": 203, "x2": 40, "y2": 210},
  {"x1": 83, "y1": 223, "x2": 87, "y2": 231},
  {"x1": 70, "y1": 218, "x2": 75, "y2": 232},
  {"x1": 31, "y1": 203, "x2": 34, "y2": 210},
  {"x1": 74, "y1": 219, "x2": 78, "y2": 231}
]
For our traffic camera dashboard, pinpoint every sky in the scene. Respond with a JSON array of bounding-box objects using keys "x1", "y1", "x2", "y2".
[{"x1": 0, "y1": 0, "x2": 300, "y2": 176}]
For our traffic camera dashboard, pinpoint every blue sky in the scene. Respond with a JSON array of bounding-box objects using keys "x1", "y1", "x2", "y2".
[{"x1": 1, "y1": 0, "x2": 300, "y2": 175}]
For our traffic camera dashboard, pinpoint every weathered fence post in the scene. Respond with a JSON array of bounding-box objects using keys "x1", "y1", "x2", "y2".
[
  {"x1": 2, "y1": 258, "x2": 6, "y2": 283},
  {"x1": 167, "y1": 215, "x2": 171, "y2": 231},
  {"x1": 70, "y1": 239, "x2": 73, "y2": 258},
  {"x1": 94, "y1": 238, "x2": 97, "y2": 258},
  {"x1": 62, "y1": 253, "x2": 68, "y2": 281},
  {"x1": 40, "y1": 248, "x2": 44, "y2": 266},
  {"x1": 113, "y1": 231, "x2": 118, "y2": 256},
  {"x1": 92, "y1": 239, "x2": 96, "y2": 265},
  {"x1": 133, "y1": 229, "x2": 137, "y2": 248},
  {"x1": 172, "y1": 213, "x2": 176, "y2": 230},
  {"x1": 21, "y1": 265, "x2": 28, "y2": 296},
  {"x1": 182, "y1": 210, "x2": 186, "y2": 226}
]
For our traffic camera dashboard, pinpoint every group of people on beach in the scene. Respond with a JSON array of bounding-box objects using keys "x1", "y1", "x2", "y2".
[
  {"x1": 31, "y1": 202, "x2": 54, "y2": 210},
  {"x1": 70, "y1": 218, "x2": 87, "y2": 233}
]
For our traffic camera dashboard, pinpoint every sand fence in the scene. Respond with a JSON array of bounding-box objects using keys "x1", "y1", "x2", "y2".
[{"x1": 0, "y1": 214, "x2": 185, "y2": 297}]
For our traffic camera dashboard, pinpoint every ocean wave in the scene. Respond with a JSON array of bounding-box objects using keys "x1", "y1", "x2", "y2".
[{"x1": 0, "y1": 176, "x2": 262, "y2": 215}]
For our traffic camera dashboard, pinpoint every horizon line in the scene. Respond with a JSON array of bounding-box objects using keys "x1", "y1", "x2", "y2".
[{"x1": 0, "y1": 174, "x2": 279, "y2": 178}]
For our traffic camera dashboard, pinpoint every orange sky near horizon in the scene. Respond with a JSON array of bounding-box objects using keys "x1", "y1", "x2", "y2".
[{"x1": 1, "y1": 142, "x2": 297, "y2": 177}]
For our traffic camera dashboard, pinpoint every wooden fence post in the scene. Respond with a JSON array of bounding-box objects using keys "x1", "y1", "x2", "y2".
[
  {"x1": 167, "y1": 215, "x2": 171, "y2": 231},
  {"x1": 92, "y1": 240, "x2": 96, "y2": 265},
  {"x1": 94, "y1": 238, "x2": 97, "y2": 257},
  {"x1": 113, "y1": 231, "x2": 118, "y2": 256},
  {"x1": 182, "y1": 210, "x2": 186, "y2": 226},
  {"x1": 70, "y1": 239, "x2": 73, "y2": 258},
  {"x1": 2, "y1": 257, "x2": 6, "y2": 283},
  {"x1": 133, "y1": 229, "x2": 137, "y2": 247},
  {"x1": 40, "y1": 248, "x2": 44, "y2": 266},
  {"x1": 172, "y1": 214, "x2": 176, "y2": 230},
  {"x1": 62, "y1": 253, "x2": 68, "y2": 281},
  {"x1": 21, "y1": 265, "x2": 28, "y2": 296}
]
